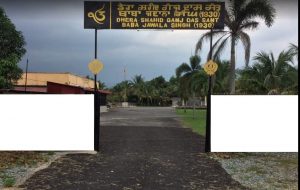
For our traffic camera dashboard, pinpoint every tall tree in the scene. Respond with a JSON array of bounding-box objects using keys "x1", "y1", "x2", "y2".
[
  {"x1": 0, "y1": 7, "x2": 26, "y2": 89},
  {"x1": 176, "y1": 55, "x2": 202, "y2": 115},
  {"x1": 195, "y1": 0, "x2": 276, "y2": 94}
]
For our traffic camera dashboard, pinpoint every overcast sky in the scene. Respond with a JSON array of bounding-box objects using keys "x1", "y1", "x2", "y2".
[{"x1": 0, "y1": 0, "x2": 298, "y2": 87}]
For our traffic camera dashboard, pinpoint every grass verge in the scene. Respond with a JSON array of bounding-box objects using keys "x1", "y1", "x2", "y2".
[
  {"x1": 176, "y1": 108, "x2": 206, "y2": 136},
  {"x1": 0, "y1": 152, "x2": 49, "y2": 170}
]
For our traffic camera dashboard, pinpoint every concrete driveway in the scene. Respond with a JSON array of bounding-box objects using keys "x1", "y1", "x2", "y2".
[{"x1": 101, "y1": 107, "x2": 182, "y2": 127}]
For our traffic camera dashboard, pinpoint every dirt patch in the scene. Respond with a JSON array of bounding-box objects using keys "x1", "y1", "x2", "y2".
[
  {"x1": 210, "y1": 153, "x2": 298, "y2": 190},
  {"x1": 0, "y1": 152, "x2": 53, "y2": 188},
  {"x1": 0, "y1": 152, "x2": 50, "y2": 170}
]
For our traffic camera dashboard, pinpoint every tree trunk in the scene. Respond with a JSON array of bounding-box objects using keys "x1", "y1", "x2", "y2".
[{"x1": 228, "y1": 35, "x2": 236, "y2": 94}]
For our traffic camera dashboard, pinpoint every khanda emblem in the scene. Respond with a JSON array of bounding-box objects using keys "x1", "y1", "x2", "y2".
[
  {"x1": 204, "y1": 60, "x2": 218, "y2": 76},
  {"x1": 88, "y1": 4, "x2": 106, "y2": 24}
]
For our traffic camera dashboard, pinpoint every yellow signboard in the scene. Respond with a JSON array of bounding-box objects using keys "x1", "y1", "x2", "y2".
[
  {"x1": 204, "y1": 60, "x2": 218, "y2": 76},
  {"x1": 88, "y1": 59, "x2": 104, "y2": 75}
]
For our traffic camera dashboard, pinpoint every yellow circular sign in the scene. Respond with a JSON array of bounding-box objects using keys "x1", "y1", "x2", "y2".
[
  {"x1": 88, "y1": 59, "x2": 104, "y2": 75},
  {"x1": 204, "y1": 60, "x2": 218, "y2": 76}
]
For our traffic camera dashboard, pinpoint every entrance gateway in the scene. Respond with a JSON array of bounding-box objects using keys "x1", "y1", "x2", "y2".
[{"x1": 84, "y1": 1, "x2": 225, "y2": 152}]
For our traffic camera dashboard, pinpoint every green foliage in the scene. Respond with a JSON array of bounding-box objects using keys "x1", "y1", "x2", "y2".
[
  {"x1": 213, "y1": 60, "x2": 230, "y2": 94},
  {"x1": 0, "y1": 7, "x2": 26, "y2": 89},
  {"x1": 0, "y1": 7, "x2": 26, "y2": 60},
  {"x1": 108, "y1": 75, "x2": 174, "y2": 106},
  {"x1": 2, "y1": 175, "x2": 16, "y2": 187},
  {"x1": 289, "y1": 43, "x2": 298, "y2": 60},
  {"x1": 176, "y1": 55, "x2": 202, "y2": 103},
  {"x1": 98, "y1": 81, "x2": 106, "y2": 90},
  {"x1": 0, "y1": 55, "x2": 23, "y2": 89},
  {"x1": 237, "y1": 50, "x2": 298, "y2": 94},
  {"x1": 109, "y1": 47, "x2": 297, "y2": 103},
  {"x1": 108, "y1": 80, "x2": 130, "y2": 102},
  {"x1": 190, "y1": 59, "x2": 230, "y2": 96}
]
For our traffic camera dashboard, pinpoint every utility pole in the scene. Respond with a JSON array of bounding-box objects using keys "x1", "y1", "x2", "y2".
[{"x1": 124, "y1": 66, "x2": 127, "y2": 102}]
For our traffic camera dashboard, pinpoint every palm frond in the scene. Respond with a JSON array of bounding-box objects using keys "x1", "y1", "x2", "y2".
[
  {"x1": 224, "y1": 10, "x2": 233, "y2": 28},
  {"x1": 289, "y1": 43, "x2": 298, "y2": 59},
  {"x1": 275, "y1": 50, "x2": 295, "y2": 74},
  {"x1": 239, "y1": 0, "x2": 276, "y2": 27},
  {"x1": 176, "y1": 63, "x2": 191, "y2": 77},
  {"x1": 189, "y1": 55, "x2": 201, "y2": 71},
  {"x1": 239, "y1": 20, "x2": 259, "y2": 30},
  {"x1": 213, "y1": 36, "x2": 230, "y2": 61},
  {"x1": 195, "y1": 30, "x2": 228, "y2": 55},
  {"x1": 207, "y1": 33, "x2": 230, "y2": 60},
  {"x1": 253, "y1": 51, "x2": 270, "y2": 63},
  {"x1": 238, "y1": 31, "x2": 251, "y2": 67}
]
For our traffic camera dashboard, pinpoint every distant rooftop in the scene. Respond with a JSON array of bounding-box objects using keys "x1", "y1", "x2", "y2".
[{"x1": 17, "y1": 72, "x2": 98, "y2": 89}]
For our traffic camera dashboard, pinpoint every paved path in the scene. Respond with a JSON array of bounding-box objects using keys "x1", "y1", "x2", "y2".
[{"x1": 20, "y1": 107, "x2": 246, "y2": 190}]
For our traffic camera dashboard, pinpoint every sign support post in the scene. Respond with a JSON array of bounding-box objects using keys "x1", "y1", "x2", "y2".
[
  {"x1": 94, "y1": 29, "x2": 100, "y2": 152},
  {"x1": 205, "y1": 29, "x2": 213, "y2": 152},
  {"x1": 203, "y1": 29, "x2": 218, "y2": 152}
]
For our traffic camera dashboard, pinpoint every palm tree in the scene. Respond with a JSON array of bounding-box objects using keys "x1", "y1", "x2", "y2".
[
  {"x1": 130, "y1": 75, "x2": 145, "y2": 104},
  {"x1": 176, "y1": 55, "x2": 202, "y2": 115},
  {"x1": 190, "y1": 69, "x2": 207, "y2": 106},
  {"x1": 111, "y1": 80, "x2": 131, "y2": 102},
  {"x1": 98, "y1": 81, "x2": 106, "y2": 90},
  {"x1": 149, "y1": 76, "x2": 168, "y2": 106},
  {"x1": 195, "y1": 0, "x2": 276, "y2": 94},
  {"x1": 238, "y1": 50, "x2": 296, "y2": 94}
]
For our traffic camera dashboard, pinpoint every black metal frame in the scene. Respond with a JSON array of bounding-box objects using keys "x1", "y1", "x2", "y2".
[
  {"x1": 94, "y1": 29, "x2": 100, "y2": 151},
  {"x1": 205, "y1": 29, "x2": 213, "y2": 152}
]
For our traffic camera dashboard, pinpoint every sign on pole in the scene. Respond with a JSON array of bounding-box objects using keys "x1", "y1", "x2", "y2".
[
  {"x1": 204, "y1": 60, "x2": 218, "y2": 76},
  {"x1": 84, "y1": 1, "x2": 225, "y2": 30},
  {"x1": 88, "y1": 59, "x2": 104, "y2": 75}
]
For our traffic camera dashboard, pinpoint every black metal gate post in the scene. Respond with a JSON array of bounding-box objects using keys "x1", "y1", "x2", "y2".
[
  {"x1": 205, "y1": 28, "x2": 213, "y2": 152},
  {"x1": 25, "y1": 58, "x2": 29, "y2": 92},
  {"x1": 94, "y1": 29, "x2": 100, "y2": 151}
]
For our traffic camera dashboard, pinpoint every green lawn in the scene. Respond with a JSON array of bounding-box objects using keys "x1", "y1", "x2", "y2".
[{"x1": 176, "y1": 108, "x2": 207, "y2": 136}]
